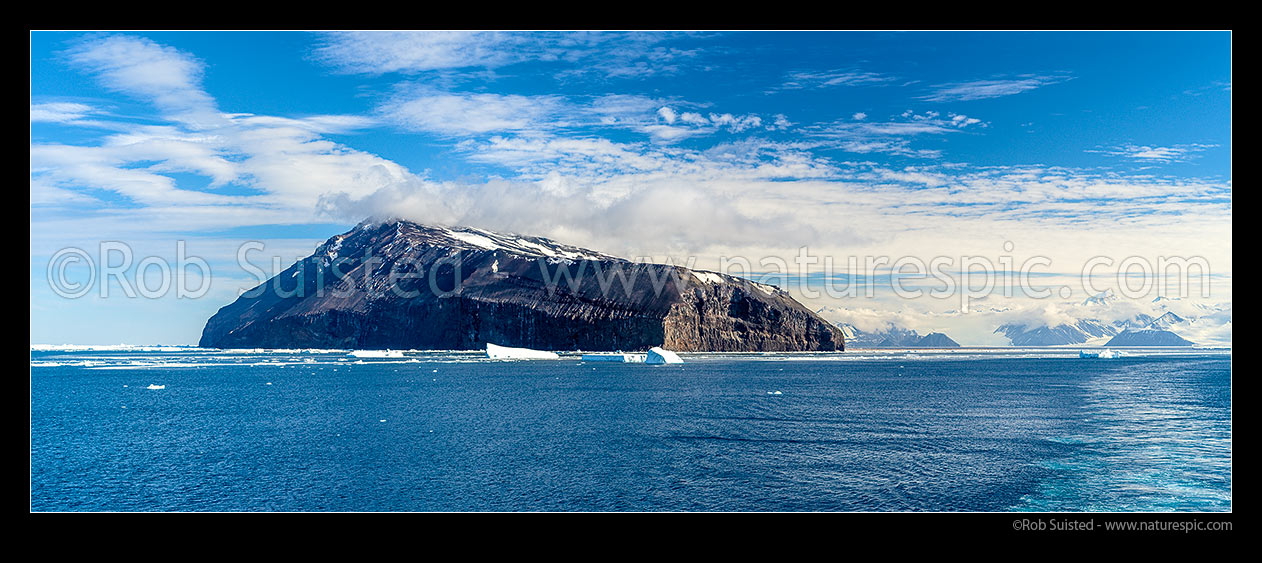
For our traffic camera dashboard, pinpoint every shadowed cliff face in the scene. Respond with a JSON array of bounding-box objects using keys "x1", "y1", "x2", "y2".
[{"x1": 200, "y1": 220, "x2": 843, "y2": 351}]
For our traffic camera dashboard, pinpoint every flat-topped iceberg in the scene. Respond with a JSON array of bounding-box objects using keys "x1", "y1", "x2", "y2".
[
  {"x1": 645, "y1": 347, "x2": 683, "y2": 365},
  {"x1": 486, "y1": 343, "x2": 560, "y2": 360}
]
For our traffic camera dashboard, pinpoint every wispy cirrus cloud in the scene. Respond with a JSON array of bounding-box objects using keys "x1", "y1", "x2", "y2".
[
  {"x1": 313, "y1": 30, "x2": 699, "y2": 80},
  {"x1": 804, "y1": 111, "x2": 988, "y2": 157},
  {"x1": 376, "y1": 86, "x2": 771, "y2": 143},
  {"x1": 30, "y1": 102, "x2": 97, "y2": 124},
  {"x1": 313, "y1": 30, "x2": 523, "y2": 73},
  {"x1": 919, "y1": 74, "x2": 1071, "y2": 102},
  {"x1": 1087, "y1": 143, "x2": 1218, "y2": 163},
  {"x1": 1183, "y1": 80, "x2": 1232, "y2": 96},
  {"x1": 379, "y1": 90, "x2": 567, "y2": 136},
  {"x1": 775, "y1": 69, "x2": 896, "y2": 91},
  {"x1": 64, "y1": 35, "x2": 223, "y2": 128}
]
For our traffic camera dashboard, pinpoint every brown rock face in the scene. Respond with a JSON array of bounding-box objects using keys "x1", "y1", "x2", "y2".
[{"x1": 199, "y1": 220, "x2": 843, "y2": 352}]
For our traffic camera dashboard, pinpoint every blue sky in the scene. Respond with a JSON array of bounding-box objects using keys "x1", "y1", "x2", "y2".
[{"x1": 30, "y1": 31, "x2": 1232, "y2": 345}]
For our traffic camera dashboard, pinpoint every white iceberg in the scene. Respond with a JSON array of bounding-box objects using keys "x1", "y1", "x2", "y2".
[
  {"x1": 581, "y1": 353, "x2": 647, "y2": 363},
  {"x1": 645, "y1": 347, "x2": 683, "y2": 365},
  {"x1": 486, "y1": 343, "x2": 560, "y2": 360},
  {"x1": 347, "y1": 350, "x2": 405, "y2": 358}
]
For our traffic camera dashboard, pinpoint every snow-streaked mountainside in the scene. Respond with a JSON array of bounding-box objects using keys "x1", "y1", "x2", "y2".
[
  {"x1": 1147, "y1": 312, "x2": 1187, "y2": 330},
  {"x1": 994, "y1": 291, "x2": 1127, "y2": 346},
  {"x1": 995, "y1": 318, "x2": 1118, "y2": 346},
  {"x1": 1105, "y1": 328, "x2": 1195, "y2": 347}
]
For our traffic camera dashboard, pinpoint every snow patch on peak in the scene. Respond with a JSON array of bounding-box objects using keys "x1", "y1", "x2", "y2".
[
  {"x1": 1147, "y1": 311, "x2": 1187, "y2": 329},
  {"x1": 692, "y1": 271, "x2": 725, "y2": 285},
  {"x1": 384, "y1": 222, "x2": 621, "y2": 262},
  {"x1": 514, "y1": 238, "x2": 559, "y2": 257},
  {"x1": 323, "y1": 235, "x2": 346, "y2": 258},
  {"x1": 447, "y1": 231, "x2": 500, "y2": 250},
  {"x1": 751, "y1": 281, "x2": 783, "y2": 297}
]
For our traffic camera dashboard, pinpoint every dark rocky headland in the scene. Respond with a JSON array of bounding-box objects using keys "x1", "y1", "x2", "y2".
[{"x1": 200, "y1": 220, "x2": 843, "y2": 352}]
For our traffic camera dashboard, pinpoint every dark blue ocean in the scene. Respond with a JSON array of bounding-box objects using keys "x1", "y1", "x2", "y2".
[{"x1": 30, "y1": 348, "x2": 1231, "y2": 512}]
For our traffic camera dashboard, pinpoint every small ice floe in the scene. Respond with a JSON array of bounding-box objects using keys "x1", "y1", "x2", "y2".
[
  {"x1": 581, "y1": 353, "x2": 647, "y2": 363},
  {"x1": 1079, "y1": 349, "x2": 1123, "y2": 359},
  {"x1": 146, "y1": 384, "x2": 165, "y2": 390},
  {"x1": 347, "y1": 350, "x2": 405, "y2": 358},
  {"x1": 645, "y1": 347, "x2": 683, "y2": 365},
  {"x1": 486, "y1": 343, "x2": 559, "y2": 360}
]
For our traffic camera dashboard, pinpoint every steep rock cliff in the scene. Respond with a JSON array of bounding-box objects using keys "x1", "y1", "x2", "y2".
[{"x1": 200, "y1": 220, "x2": 843, "y2": 352}]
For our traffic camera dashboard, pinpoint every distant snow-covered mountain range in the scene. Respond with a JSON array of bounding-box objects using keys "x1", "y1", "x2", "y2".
[
  {"x1": 994, "y1": 291, "x2": 1227, "y2": 346},
  {"x1": 816, "y1": 290, "x2": 1230, "y2": 347},
  {"x1": 835, "y1": 324, "x2": 960, "y2": 348}
]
